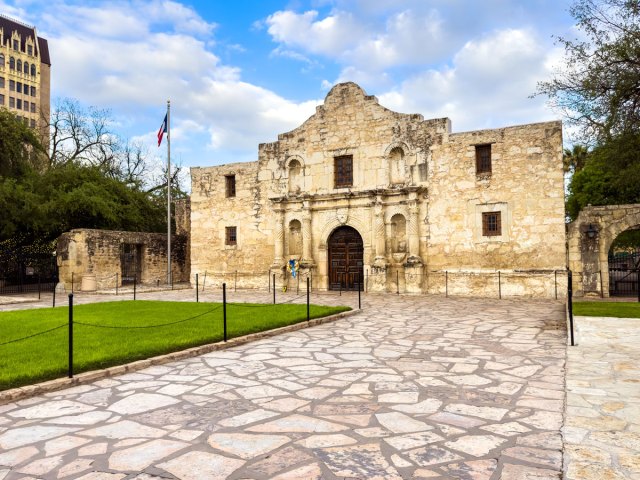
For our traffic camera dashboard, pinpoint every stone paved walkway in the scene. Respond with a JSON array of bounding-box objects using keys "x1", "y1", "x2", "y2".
[
  {"x1": 0, "y1": 292, "x2": 567, "y2": 479},
  {"x1": 564, "y1": 315, "x2": 640, "y2": 480}
]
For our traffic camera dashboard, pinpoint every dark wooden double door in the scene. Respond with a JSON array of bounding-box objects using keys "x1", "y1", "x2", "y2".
[{"x1": 328, "y1": 226, "x2": 363, "y2": 291}]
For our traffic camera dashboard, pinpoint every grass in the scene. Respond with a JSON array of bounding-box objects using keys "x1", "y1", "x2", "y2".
[
  {"x1": 0, "y1": 300, "x2": 350, "y2": 391},
  {"x1": 573, "y1": 301, "x2": 640, "y2": 318}
]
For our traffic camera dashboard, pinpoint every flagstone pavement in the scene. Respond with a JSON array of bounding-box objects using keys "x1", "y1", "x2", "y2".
[{"x1": 0, "y1": 290, "x2": 569, "y2": 479}]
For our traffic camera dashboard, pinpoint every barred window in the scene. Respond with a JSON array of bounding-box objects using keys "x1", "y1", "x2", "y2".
[
  {"x1": 225, "y1": 175, "x2": 236, "y2": 198},
  {"x1": 225, "y1": 226, "x2": 237, "y2": 246},
  {"x1": 482, "y1": 212, "x2": 501, "y2": 236},
  {"x1": 475, "y1": 144, "x2": 492, "y2": 174},
  {"x1": 334, "y1": 155, "x2": 353, "y2": 188}
]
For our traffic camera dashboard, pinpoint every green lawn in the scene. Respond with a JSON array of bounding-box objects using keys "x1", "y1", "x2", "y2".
[
  {"x1": 573, "y1": 301, "x2": 640, "y2": 318},
  {"x1": 0, "y1": 300, "x2": 350, "y2": 391}
]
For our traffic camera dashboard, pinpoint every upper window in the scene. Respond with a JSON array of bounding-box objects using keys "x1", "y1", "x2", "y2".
[
  {"x1": 225, "y1": 226, "x2": 237, "y2": 246},
  {"x1": 334, "y1": 155, "x2": 353, "y2": 188},
  {"x1": 12, "y1": 40, "x2": 19, "y2": 51},
  {"x1": 225, "y1": 175, "x2": 236, "y2": 198},
  {"x1": 0, "y1": 54, "x2": 4, "y2": 66},
  {"x1": 23, "y1": 62, "x2": 28, "y2": 74},
  {"x1": 30, "y1": 64, "x2": 36, "y2": 76},
  {"x1": 0, "y1": 94, "x2": 4, "y2": 106},
  {"x1": 27, "y1": 45, "x2": 32, "y2": 56},
  {"x1": 9, "y1": 57, "x2": 15, "y2": 70},
  {"x1": 475, "y1": 144, "x2": 492, "y2": 174},
  {"x1": 16, "y1": 82, "x2": 21, "y2": 94},
  {"x1": 9, "y1": 80, "x2": 15, "y2": 91},
  {"x1": 0, "y1": 77, "x2": 4, "y2": 88},
  {"x1": 9, "y1": 97, "x2": 15, "y2": 108},
  {"x1": 482, "y1": 212, "x2": 501, "y2": 236},
  {"x1": 30, "y1": 102, "x2": 36, "y2": 113},
  {"x1": 17, "y1": 60, "x2": 22, "y2": 72},
  {"x1": 30, "y1": 86, "x2": 36, "y2": 97}
]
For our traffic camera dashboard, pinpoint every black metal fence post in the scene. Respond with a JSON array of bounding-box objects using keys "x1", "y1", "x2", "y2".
[
  {"x1": 599, "y1": 270, "x2": 604, "y2": 298},
  {"x1": 71, "y1": 272, "x2": 74, "y2": 294},
  {"x1": 235, "y1": 270, "x2": 238, "y2": 292},
  {"x1": 637, "y1": 268, "x2": 640, "y2": 303},
  {"x1": 273, "y1": 274, "x2": 276, "y2": 304},
  {"x1": 339, "y1": 273, "x2": 342, "y2": 296},
  {"x1": 297, "y1": 272, "x2": 300, "y2": 295},
  {"x1": 498, "y1": 271, "x2": 502, "y2": 299},
  {"x1": 133, "y1": 275, "x2": 137, "y2": 301},
  {"x1": 116, "y1": 273, "x2": 119, "y2": 295},
  {"x1": 396, "y1": 270, "x2": 400, "y2": 295},
  {"x1": 38, "y1": 274, "x2": 41, "y2": 300},
  {"x1": 445, "y1": 271, "x2": 448, "y2": 297},
  {"x1": 223, "y1": 283, "x2": 227, "y2": 342},
  {"x1": 196, "y1": 273, "x2": 199, "y2": 303},
  {"x1": 53, "y1": 287, "x2": 56, "y2": 307},
  {"x1": 554, "y1": 270, "x2": 557, "y2": 300},
  {"x1": 306, "y1": 277, "x2": 310, "y2": 322},
  {"x1": 358, "y1": 271, "x2": 361, "y2": 309},
  {"x1": 68, "y1": 293, "x2": 74, "y2": 378},
  {"x1": 568, "y1": 269, "x2": 575, "y2": 346},
  {"x1": 171, "y1": 271, "x2": 174, "y2": 290}
]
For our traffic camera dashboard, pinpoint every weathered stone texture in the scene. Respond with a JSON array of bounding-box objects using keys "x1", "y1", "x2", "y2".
[
  {"x1": 56, "y1": 229, "x2": 189, "y2": 290},
  {"x1": 190, "y1": 82, "x2": 566, "y2": 297},
  {"x1": 567, "y1": 204, "x2": 640, "y2": 297}
]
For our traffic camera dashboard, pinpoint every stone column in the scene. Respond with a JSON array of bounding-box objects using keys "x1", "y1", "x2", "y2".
[
  {"x1": 273, "y1": 205, "x2": 285, "y2": 267},
  {"x1": 407, "y1": 198, "x2": 422, "y2": 264},
  {"x1": 405, "y1": 194, "x2": 424, "y2": 293},
  {"x1": 371, "y1": 197, "x2": 388, "y2": 292},
  {"x1": 301, "y1": 203, "x2": 313, "y2": 265}
]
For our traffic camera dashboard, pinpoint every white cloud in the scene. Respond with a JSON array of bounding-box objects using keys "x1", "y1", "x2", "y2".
[{"x1": 377, "y1": 28, "x2": 562, "y2": 132}]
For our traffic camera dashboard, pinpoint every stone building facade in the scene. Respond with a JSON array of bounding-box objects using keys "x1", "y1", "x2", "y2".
[
  {"x1": 190, "y1": 82, "x2": 566, "y2": 297},
  {"x1": 0, "y1": 14, "x2": 51, "y2": 138}
]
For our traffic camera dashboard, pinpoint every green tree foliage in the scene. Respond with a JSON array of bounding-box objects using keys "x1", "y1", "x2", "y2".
[
  {"x1": 0, "y1": 109, "x2": 45, "y2": 177},
  {"x1": 563, "y1": 144, "x2": 590, "y2": 174},
  {"x1": 0, "y1": 99, "x2": 180, "y2": 247},
  {"x1": 536, "y1": 0, "x2": 640, "y2": 143},
  {"x1": 566, "y1": 132, "x2": 640, "y2": 220}
]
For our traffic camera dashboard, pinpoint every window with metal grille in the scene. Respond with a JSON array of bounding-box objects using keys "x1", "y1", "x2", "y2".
[
  {"x1": 475, "y1": 144, "x2": 492, "y2": 174},
  {"x1": 225, "y1": 226, "x2": 237, "y2": 245},
  {"x1": 334, "y1": 155, "x2": 353, "y2": 188},
  {"x1": 482, "y1": 212, "x2": 501, "y2": 236},
  {"x1": 225, "y1": 175, "x2": 236, "y2": 198}
]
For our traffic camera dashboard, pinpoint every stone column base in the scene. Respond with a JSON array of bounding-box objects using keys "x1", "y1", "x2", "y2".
[
  {"x1": 369, "y1": 264, "x2": 388, "y2": 292},
  {"x1": 404, "y1": 263, "x2": 424, "y2": 294}
]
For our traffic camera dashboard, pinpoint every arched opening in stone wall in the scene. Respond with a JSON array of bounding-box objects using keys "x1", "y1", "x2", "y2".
[
  {"x1": 288, "y1": 160, "x2": 303, "y2": 193},
  {"x1": 328, "y1": 226, "x2": 363, "y2": 291},
  {"x1": 288, "y1": 220, "x2": 302, "y2": 257},
  {"x1": 608, "y1": 227, "x2": 640, "y2": 297},
  {"x1": 389, "y1": 147, "x2": 405, "y2": 185}
]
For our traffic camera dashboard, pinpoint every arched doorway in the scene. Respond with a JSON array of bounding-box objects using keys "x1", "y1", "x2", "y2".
[
  {"x1": 608, "y1": 228, "x2": 640, "y2": 297},
  {"x1": 328, "y1": 226, "x2": 363, "y2": 291}
]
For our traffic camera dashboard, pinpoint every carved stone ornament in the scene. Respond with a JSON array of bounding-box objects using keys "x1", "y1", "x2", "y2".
[{"x1": 336, "y1": 208, "x2": 349, "y2": 225}]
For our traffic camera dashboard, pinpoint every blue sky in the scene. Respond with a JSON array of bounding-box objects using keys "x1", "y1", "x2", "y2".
[{"x1": 1, "y1": 0, "x2": 575, "y2": 177}]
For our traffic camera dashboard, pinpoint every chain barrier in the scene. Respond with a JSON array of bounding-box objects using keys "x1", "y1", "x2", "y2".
[
  {"x1": 73, "y1": 304, "x2": 223, "y2": 330},
  {"x1": 0, "y1": 324, "x2": 66, "y2": 347}
]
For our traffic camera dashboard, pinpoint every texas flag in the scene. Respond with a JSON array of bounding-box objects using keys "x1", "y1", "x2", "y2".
[{"x1": 157, "y1": 114, "x2": 167, "y2": 147}]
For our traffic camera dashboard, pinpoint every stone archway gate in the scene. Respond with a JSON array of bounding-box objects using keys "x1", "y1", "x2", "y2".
[{"x1": 568, "y1": 204, "x2": 640, "y2": 297}]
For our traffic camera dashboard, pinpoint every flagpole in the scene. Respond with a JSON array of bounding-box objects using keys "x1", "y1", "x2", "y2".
[{"x1": 167, "y1": 100, "x2": 171, "y2": 285}]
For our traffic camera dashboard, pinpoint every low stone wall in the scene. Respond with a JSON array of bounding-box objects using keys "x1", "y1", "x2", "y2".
[{"x1": 57, "y1": 229, "x2": 189, "y2": 291}]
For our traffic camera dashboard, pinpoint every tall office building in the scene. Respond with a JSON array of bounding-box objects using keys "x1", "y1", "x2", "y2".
[{"x1": 0, "y1": 14, "x2": 51, "y2": 141}]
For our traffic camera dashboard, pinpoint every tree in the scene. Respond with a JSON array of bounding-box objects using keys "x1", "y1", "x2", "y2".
[
  {"x1": 563, "y1": 144, "x2": 590, "y2": 174},
  {"x1": 566, "y1": 131, "x2": 640, "y2": 219},
  {"x1": 536, "y1": 0, "x2": 640, "y2": 143},
  {"x1": 0, "y1": 109, "x2": 45, "y2": 178}
]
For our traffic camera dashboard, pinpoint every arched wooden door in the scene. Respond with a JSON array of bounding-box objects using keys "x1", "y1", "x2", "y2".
[{"x1": 328, "y1": 226, "x2": 363, "y2": 291}]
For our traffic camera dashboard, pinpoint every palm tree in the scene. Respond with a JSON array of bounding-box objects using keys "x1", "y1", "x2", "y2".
[{"x1": 563, "y1": 145, "x2": 589, "y2": 174}]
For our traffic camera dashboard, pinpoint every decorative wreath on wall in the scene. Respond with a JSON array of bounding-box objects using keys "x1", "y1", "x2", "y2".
[{"x1": 287, "y1": 259, "x2": 300, "y2": 278}]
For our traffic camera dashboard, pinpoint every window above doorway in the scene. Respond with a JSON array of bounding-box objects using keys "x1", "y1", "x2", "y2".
[
  {"x1": 475, "y1": 144, "x2": 492, "y2": 175},
  {"x1": 225, "y1": 175, "x2": 236, "y2": 198},
  {"x1": 334, "y1": 155, "x2": 353, "y2": 188}
]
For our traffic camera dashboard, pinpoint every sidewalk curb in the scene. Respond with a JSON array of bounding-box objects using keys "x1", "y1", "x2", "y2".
[{"x1": 0, "y1": 308, "x2": 360, "y2": 405}]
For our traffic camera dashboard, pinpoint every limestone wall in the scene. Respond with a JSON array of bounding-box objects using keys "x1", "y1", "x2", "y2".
[
  {"x1": 56, "y1": 229, "x2": 189, "y2": 291},
  {"x1": 427, "y1": 121, "x2": 565, "y2": 272},
  {"x1": 189, "y1": 82, "x2": 566, "y2": 297}
]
